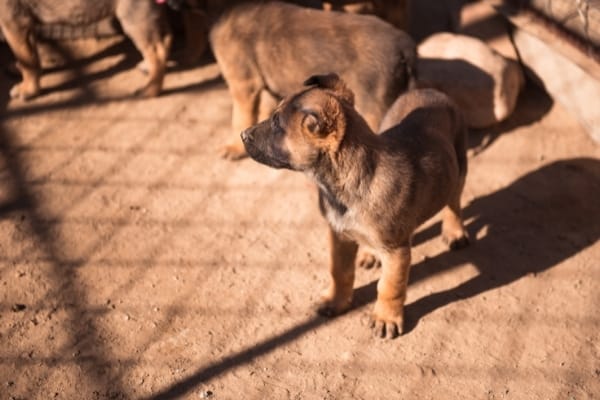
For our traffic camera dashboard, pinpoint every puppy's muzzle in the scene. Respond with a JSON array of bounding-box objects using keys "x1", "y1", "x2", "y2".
[
  {"x1": 240, "y1": 128, "x2": 253, "y2": 144},
  {"x1": 240, "y1": 124, "x2": 292, "y2": 170}
]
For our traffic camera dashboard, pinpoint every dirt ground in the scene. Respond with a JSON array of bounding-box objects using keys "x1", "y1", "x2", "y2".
[{"x1": 1, "y1": 13, "x2": 600, "y2": 400}]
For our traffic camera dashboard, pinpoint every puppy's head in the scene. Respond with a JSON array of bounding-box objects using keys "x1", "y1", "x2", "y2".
[{"x1": 241, "y1": 73, "x2": 354, "y2": 171}]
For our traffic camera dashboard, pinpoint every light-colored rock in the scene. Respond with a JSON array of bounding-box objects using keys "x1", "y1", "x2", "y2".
[{"x1": 417, "y1": 32, "x2": 524, "y2": 128}]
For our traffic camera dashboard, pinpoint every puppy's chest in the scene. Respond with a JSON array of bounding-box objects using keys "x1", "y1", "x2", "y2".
[{"x1": 319, "y1": 189, "x2": 373, "y2": 245}]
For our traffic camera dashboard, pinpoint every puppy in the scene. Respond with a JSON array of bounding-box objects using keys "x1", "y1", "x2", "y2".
[
  {"x1": 210, "y1": 1, "x2": 415, "y2": 160},
  {"x1": 241, "y1": 74, "x2": 469, "y2": 338},
  {"x1": 0, "y1": 0, "x2": 171, "y2": 100}
]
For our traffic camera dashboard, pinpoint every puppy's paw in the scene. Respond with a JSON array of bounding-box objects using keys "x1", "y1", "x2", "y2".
[
  {"x1": 443, "y1": 230, "x2": 470, "y2": 251},
  {"x1": 221, "y1": 143, "x2": 248, "y2": 160},
  {"x1": 370, "y1": 317, "x2": 403, "y2": 339},
  {"x1": 370, "y1": 299, "x2": 404, "y2": 339},
  {"x1": 356, "y1": 250, "x2": 381, "y2": 269},
  {"x1": 136, "y1": 60, "x2": 149, "y2": 75},
  {"x1": 314, "y1": 296, "x2": 351, "y2": 318},
  {"x1": 134, "y1": 82, "x2": 161, "y2": 98}
]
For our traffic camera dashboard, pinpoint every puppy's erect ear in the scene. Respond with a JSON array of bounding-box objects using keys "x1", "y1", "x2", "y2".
[
  {"x1": 301, "y1": 112, "x2": 321, "y2": 135},
  {"x1": 303, "y1": 73, "x2": 355, "y2": 106}
]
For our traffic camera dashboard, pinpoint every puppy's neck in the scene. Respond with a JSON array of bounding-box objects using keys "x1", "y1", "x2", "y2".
[{"x1": 310, "y1": 111, "x2": 379, "y2": 203}]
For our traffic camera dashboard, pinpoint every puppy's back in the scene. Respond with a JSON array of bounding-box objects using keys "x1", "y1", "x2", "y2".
[
  {"x1": 379, "y1": 89, "x2": 468, "y2": 180},
  {"x1": 379, "y1": 89, "x2": 459, "y2": 132},
  {"x1": 210, "y1": 1, "x2": 415, "y2": 101}
]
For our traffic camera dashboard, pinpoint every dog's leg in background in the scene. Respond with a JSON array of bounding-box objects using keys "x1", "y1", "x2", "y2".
[
  {"x1": 257, "y1": 89, "x2": 279, "y2": 121},
  {"x1": 222, "y1": 80, "x2": 262, "y2": 159},
  {"x1": 316, "y1": 228, "x2": 358, "y2": 316},
  {"x1": 1, "y1": 24, "x2": 40, "y2": 100},
  {"x1": 371, "y1": 245, "x2": 411, "y2": 338},
  {"x1": 116, "y1": 4, "x2": 170, "y2": 97}
]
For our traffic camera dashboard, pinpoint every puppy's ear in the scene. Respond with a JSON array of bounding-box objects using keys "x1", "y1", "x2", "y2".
[
  {"x1": 301, "y1": 112, "x2": 321, "y2": 135},
  {"x1": 301, "y1": 102, "x2": 345, "y2": 142},
  {"x1": 303, "y1": 73, "x2": 355, "y2": 106}
]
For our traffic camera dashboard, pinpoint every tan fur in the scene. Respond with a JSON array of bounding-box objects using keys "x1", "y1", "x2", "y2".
[
  {"x1": 242, "y1": 74, "x2": 470, "y2": 339},
  {"x1": 210, "y1": 1, "x2": 416, "y2": 160}
]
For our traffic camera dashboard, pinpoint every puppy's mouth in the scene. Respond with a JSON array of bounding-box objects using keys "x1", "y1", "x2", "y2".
[{"x1": 241, "y1": 133, "x2": 292, "y2": 170}]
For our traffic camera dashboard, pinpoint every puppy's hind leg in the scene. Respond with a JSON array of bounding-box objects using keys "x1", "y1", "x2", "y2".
[
  {"x1": 443, "y1": 115, "x2": 470, "y2": 250},
  {"x1": 441, "y1": 188, "x2": 469, "y2": 250}
]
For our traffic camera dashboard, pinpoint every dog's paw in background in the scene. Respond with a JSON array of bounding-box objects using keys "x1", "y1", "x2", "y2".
[
  {"x1": 221, "y1": 142, "x2": 248, "y2": 161},
  {"x1": 357, "y1": 249, "x2": 381, "y2": 269},
  {"x1": 9, "y1": 82, "x2": 39, "y2": 101}
]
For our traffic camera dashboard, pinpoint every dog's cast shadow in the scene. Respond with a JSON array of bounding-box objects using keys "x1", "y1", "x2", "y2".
[
  {"x1": 1, "y1": 36, "x2": 223, "y2": 103},
  {"x1": 1, "y1": 38, "x2": 135, "y2": 98},
  {"x1": 353, "y1": 157, "x2": 600, "y2": 334}
]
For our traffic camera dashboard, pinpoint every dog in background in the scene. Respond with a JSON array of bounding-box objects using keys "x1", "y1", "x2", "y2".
[
  {"x1": 241, "y1": 74, "x2": 469, "y2": 338},
  {"x1": 0, "y1": 0, "x2": 171, "y2": 100},
  {"x1": 210, "y1": 1, "x2": 416, "y2": 159},
  {"x1": 173, "y1": 0, "x2": 408, "y2": 67}
]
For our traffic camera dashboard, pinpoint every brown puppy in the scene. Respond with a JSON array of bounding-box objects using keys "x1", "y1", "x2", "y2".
[
  {"x1": 210, "y1": 1, "x2": 415, "y2": 160},
  {"x1": 0, "y1": 0, "x2": 171, "y2": 100},
  {"x1": 241, "y1": 74, "x2": 469, "y2": 339}
]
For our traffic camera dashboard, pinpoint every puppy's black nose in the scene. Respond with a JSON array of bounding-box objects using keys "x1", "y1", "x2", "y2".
[{"x1": 241, "y1": 128, "x2": 253, "y2": 143}]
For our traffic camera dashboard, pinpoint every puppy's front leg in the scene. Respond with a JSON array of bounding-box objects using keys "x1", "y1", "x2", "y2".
[
  {"x1": 371, "y1": 245, "x2": 411, "y2": 339},
  {"x1": 316, "y1": 227, "x2": 358, "y2": 317}
]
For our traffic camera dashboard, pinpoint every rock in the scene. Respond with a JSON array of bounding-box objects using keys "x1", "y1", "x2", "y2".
[{"x1": 417, "y1": 32, "x2": 524, "y2": 128}]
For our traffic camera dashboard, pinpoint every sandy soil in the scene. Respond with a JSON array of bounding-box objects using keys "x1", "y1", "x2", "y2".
[{"x1": 1, "y1": 26, "x2": 600, "y2": 400}]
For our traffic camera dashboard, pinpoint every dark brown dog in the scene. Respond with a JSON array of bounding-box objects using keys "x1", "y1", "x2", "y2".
[
  {"x1": 0, "y1": 0, "x2": 171, "y2": 100},
  {"x1": 210, "y1": 1, "x2": 415, "y2": 160},
  {"x1": 241, "y1": 74, "x2": 469, "y2": 338}
]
